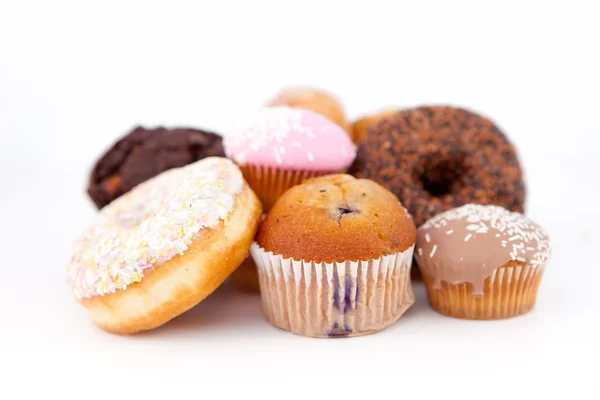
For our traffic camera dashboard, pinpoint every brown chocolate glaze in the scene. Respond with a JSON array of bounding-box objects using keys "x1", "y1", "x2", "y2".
[
  {"x1": 349, "y1": 106, "x2": 525, "y2": 227},
  {"x1": 256, "y1": 174, "x2": 416, "y2": 263},
  {"x1": 88, "y1": 126, "x2": 224, "y2": 209},
  {"x1": 414, "y1": 204, "x2": 551, "y2": 296}
]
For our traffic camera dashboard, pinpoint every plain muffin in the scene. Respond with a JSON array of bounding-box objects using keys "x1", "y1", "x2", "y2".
[{"x1": 267, "y1": 87, "x2": 352, "y2": 139}]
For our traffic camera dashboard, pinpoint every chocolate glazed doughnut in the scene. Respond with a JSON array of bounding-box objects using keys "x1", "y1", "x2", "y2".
[
  {"x1": 349, "y1": 106, "x2": 525, "y2": 227},
  {"x1": 88, "y1": 126, "x2": 225, "y2": 209}
]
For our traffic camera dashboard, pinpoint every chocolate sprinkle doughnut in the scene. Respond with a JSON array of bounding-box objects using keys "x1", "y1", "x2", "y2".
[
  {"x1": 88, "y1": 126, "x2": 225, "y2": 209},
  {"x1": 349, "y1": 106, "x2": 525, "y2": 227}
]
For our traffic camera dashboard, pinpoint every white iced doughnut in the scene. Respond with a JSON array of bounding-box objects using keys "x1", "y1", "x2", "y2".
[{"x1": 66, "y1": 157, "x2": 262, "y2": 334}]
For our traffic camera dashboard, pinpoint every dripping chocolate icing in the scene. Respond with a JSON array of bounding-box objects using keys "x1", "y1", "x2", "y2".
[{"x1": 414, "y1": 204, "x2": 551, "y2": 296}]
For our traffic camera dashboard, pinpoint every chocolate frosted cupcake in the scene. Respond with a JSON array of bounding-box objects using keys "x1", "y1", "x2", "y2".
[
  {"x1": 88, "y1": 126, "x2": 224, "y2": 209},
  {"x1": 251, "y1": 174, "x2": 416, "y2": 338},
  {"x1": 415, "y1": 204, "x2": 551, "y2": 320}
]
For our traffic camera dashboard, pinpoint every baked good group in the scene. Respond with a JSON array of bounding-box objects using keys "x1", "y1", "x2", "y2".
[{"x1": 66, "y1": 86, "x2": 552, "y2": 337}]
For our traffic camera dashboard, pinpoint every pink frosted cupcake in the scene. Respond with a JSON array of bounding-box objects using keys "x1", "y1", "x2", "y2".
[{"x1": 223, "y1": 106, "x2": 357, "y2": 210}]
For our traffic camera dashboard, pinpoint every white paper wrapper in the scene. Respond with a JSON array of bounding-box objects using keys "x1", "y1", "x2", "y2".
[{"x1": 250, "y1": 242, "x2": 415, "y2": 338}]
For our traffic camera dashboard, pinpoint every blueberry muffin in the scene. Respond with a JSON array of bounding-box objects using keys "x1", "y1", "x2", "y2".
[{"x1": 250, "y1": 174, "x2": 416, "y2": 338}]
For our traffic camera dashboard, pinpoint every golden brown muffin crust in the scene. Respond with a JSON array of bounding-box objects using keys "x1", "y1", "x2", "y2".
[
  {"x1": 256, "y1": 174, "x2": 416, "y2": 263},
  {"x1": 267, "y1": 87, "x2": 352, "y2": 136},
  {"x1": 351, "y1": 108, "x2": 397, "y2": 144}
]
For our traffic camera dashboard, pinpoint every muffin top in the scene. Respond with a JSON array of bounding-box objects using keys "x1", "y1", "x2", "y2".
[
  {"x1": 223, "y1": 106, "x2": 356, "y2": 171},
  {"x1": 267, "y1": 86, "x2": 351, "y2": 135},
  {"x1": 256, "y1": 174, "x2": 416, "y2": 262},
  {"x1": 415, "y1": 204, "x2": 551, "y2": 295},
  {"x1": 351, "y1": 108, "x2": 397, "y2": 144}
]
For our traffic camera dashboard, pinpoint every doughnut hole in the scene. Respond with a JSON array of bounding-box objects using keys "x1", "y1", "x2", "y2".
[{"x1": 417, "y1": 153, "x2": 470, "y2": 198}]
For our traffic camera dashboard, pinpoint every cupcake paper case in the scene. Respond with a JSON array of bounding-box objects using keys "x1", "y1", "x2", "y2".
[
  {"x1": 223, "y1": 106, "x2": 357, "y2": 210},
  {"x1": 250, "y1": 174, "x2": 416, "y2": 338},
  {"x1": 415, "y1": 204, "x2": 551, "y2": 320}
]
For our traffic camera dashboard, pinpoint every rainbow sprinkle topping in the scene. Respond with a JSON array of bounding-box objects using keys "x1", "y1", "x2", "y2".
[{"x1": 66, "y1": 157, "x2": 243, "y2": 299}]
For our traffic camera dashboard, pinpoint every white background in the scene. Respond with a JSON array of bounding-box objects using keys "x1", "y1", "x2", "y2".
[{"x1": 1, "y1": 0, "x2": 598, "y2": 398}]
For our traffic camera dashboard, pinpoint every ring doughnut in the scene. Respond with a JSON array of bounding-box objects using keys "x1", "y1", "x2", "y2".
[
  {"x1": 350, "y1": 106, "x2": 525, "y2": 227},
  {"x1": 67, "y1": 157, "x2": 262, "y2": 334}
]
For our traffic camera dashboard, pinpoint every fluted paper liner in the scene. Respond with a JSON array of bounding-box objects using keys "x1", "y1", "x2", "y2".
[
  {"x1": 250, "y1": 242, "x2": 415, "y2": 338},
  {"x1": 422, "y1": 264, "x2": 545, "y2": 320},
  {"x1": 238, "y1": 165, "x2": 329, "y2": 210}
]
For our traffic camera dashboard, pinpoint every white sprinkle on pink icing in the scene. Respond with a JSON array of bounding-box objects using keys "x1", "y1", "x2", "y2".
[
  {"x1": 223, "y1": 106, "x2": 356, "y2": 171},
  {"x1": 66, "y1": 157, "x2": 244, "y2": 300}
]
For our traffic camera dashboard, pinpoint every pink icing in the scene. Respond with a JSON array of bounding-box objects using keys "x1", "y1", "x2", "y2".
[{"x1": 223, "y1": 106, "x2": 356, "y2": 171}]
